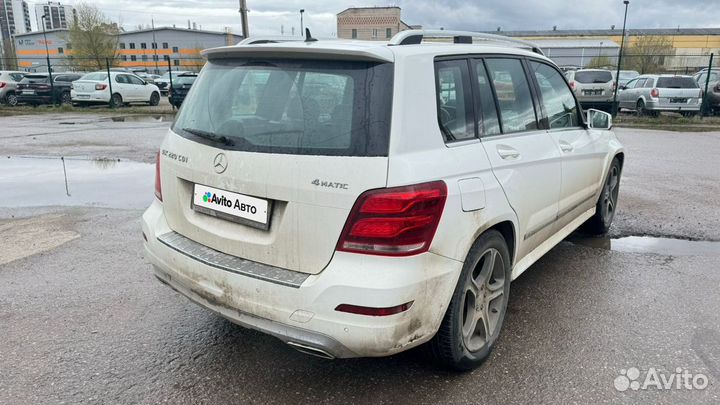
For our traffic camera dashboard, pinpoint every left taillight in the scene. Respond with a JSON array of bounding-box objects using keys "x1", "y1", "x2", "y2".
[
  {"x1": 96, "y1": 83, "x2": 107, "y2": 91},
  {"x1": 0, "y1": 82, "x2": 6, "y2": 89},
  {"x1": 336, "y1": 181, "x2": 447, "y2": 256},
  {"x1": 154, "y1": 151, "x2": 162, "y2": 201}
]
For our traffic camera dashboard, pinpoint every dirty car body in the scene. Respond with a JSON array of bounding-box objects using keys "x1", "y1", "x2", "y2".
[{"x1": 142, "y1": 31, "x2": 624, "y2": 368}]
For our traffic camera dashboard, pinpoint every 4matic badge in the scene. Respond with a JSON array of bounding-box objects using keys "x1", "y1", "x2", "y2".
[{"x1": 311, "y1": 179, "x2": 349, "y2": 190}]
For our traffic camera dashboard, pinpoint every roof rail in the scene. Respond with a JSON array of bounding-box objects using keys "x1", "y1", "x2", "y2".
[
  {"x1": 388, "y1": 29, "x2": 545, "y2": 56},
  {"x1": 237, "y1": 36, "x2": 308, "y2": 45}
]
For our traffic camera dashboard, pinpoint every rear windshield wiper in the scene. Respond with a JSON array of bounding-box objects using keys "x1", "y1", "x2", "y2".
[{"x1": 182, "y1": 127, "x2": 235, "y2": 146}]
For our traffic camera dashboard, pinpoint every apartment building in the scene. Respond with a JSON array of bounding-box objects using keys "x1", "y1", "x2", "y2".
[
  {"x1": 35, "y1": 1, "x2": 75, "y2": 30},
  {"x1": 336, "y1": 7, "x2": 418, "y2": 41}
]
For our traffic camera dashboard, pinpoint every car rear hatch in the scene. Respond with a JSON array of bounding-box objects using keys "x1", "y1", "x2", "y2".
[
  {"x1": 654, "y1": 76, "x2": 701, "y2": 104},
  {"x1": 17, "y1": 75, "x2": 50, "y2": 96},
  {"x1": 573, "y1": 71, "x2": 614, "y2": 100},
  {"x1": 159, "y1": 51, "x2": 394, "y2": 274},
  {"x1": 73, "y1": 72, "x2": 108, "y2": 93}
]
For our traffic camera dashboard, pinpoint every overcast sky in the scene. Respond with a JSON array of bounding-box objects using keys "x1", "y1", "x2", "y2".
[{"x1": 29, "y1": 0, "x2": 720, "y2": 36}]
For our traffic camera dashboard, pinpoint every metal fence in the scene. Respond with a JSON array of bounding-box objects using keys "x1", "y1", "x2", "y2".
[{"x1": 0, "y1": 56, "x2": 206, "y2": 75}]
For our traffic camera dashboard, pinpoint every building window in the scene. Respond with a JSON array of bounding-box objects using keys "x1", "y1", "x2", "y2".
[
  {"x1": 151, "y1": 42, "x2": 157, "y2": 49},
  {"x1": 152, "y1": 55, "x2": 158, "y2": 61},
  {"x1": 141, "y1": 42, "x2": 147, "y2": 49},
  {"x1": 162, "y1": 42, "x2": 168, "y2": 49},
  {"x1": 129, "y1": 43, "x2": 136, "y2": 49},
  {"x1": 130, "y1": 55, "x2": 137, "y2": 61},
  {"x1": 173, "y1": 59, "x2": 180, "y2": 66},
  {"x1": 163, "y1": 55, "x2": 170, "y2": 61},
  {"x1": 57, "y1": 47, "x2": 63, "y2": 54},
  {"x1": 66, "y1": 43, "x2": 72, "y2": 50},
  {"x1": 119, "y1": 42, "x2": 125, "y2": 49},
  {"x1": 351, "y1": 29, "x2": 357, "y2": 39},
  {"x1": 141, "y1": 55, "x2": 148, "y2": 61},
  {"x1": 172, "y1": 46, "x2": 179, "y2": 53},
  {"x1": 386, "y1": 28, "x2": 392, "y2": 38},
  {"x1": 121, "y1": 55, "x2": 127, "y2": 61},
  {"x1": 372, "y1": 28, "x2": 378, "y2": 38}
]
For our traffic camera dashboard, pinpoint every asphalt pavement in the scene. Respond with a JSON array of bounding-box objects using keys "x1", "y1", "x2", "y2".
[{"x1": 1, "y1": 114, "x2": 719, "y2": 404}]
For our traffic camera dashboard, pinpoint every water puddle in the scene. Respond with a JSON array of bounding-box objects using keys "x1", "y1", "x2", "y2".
[
  {"x1": 0, "y1": 156, "x2": 154, "y2": 209},
  {"x1": 568, "y1": 235, "x2": 720, "y2": 257},
  {"x1": 109, "y1": 114, "x2": 174, "y2": 123}
]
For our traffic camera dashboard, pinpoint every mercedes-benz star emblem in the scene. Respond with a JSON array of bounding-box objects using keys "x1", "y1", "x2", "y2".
[{"x1": 213, "y1": 153, "x2": 227, "y2": 174}]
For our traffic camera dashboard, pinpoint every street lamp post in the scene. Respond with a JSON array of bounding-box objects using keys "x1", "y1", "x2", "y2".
[
  {"x1": 41, "y1": 14, "x2": 55, "y2": 104},
  {"x1": 300, "y1": 9, "x2": 305, "y2": 37},
  {"x1": 612, "y1": 0, "x2": 630, "y2": 117}
]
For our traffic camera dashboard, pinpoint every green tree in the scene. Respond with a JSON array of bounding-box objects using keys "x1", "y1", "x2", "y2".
[
  {"x1": 67, "y1": 2, "x2": 119, "y2": 71},
  {"x1": 624, "y1": 35, "x2": 675, "y2": 74}
]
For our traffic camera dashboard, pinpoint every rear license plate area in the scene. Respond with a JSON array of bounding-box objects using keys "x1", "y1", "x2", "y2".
[{"x1": 191, "y1": 183, "x2": 271, "y2": 230}]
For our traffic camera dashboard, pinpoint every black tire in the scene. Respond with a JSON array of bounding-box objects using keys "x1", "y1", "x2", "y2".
[
  {"x1": 149, "y1": 91, "x2": 160, "y2": 106},
  {"x1": 426, "y1": 230, "x2": 512, "y2": 371},
  {"x1": 5, "y1": 92, "x2": 18, "y2": 106},
  {"x1": 584, "y1": 157, "x2": 622, "y2": 234},
  {"x1": 636, "y1": 100, "x2": 646, "y2": 116},
  {"x1": 60, "y1": 91, "x2": 72, "y2": 105},
  {"x1": 109, "y1": 93, "x2": 123, "y2": 108}
]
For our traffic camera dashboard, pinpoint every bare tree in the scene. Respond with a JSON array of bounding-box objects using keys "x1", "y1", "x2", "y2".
[
  {"x1": 67, "y1": 2, "x2": 119, "y2": 71},
  {"x1": 586, "y1": 55, "x2": 614, "y2": 69},
  {"x1": 624, "y1": 35, "x2": 675, "y2": 74}
]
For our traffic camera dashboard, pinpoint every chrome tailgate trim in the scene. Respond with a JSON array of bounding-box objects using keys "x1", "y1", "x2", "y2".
[{"x1": 157, "y1": 231, "x2": 310, "y2": 288}]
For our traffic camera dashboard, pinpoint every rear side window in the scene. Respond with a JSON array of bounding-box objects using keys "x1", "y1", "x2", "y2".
[
  {"x1": 485, "y1": 58, "x2": 538, "y2": 133},
  {"x1": 473, "y1": 61, "x2": 501, "y2": 136},
  {"x1": 656, "y1": 77, "x2": 698, "y2": 89},
  {"x1": 574, "y1": 71, "x2": 613, "y2": 84},
  {"x1": 173, "y1": 58, "x2": 394, "y2": 157},
  {"x1": 530, "y1": 61, "x2": 580, "y2": 129},
  {"x1": 435, "y1": 59, "x2": 474, "y2": 141}
]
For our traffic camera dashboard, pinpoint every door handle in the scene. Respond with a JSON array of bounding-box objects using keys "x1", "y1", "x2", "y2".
[
  {"x1": 496, "y1": 145, "x2": 520, "y2": 160},
  {"x1": 559, "y1": 140, "x2": 574, "y2": 153}
]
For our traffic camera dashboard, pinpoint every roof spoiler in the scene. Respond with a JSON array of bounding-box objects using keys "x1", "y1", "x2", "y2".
[{"x1": 388, "y1": 29, "x2": 545, "y2": 56}]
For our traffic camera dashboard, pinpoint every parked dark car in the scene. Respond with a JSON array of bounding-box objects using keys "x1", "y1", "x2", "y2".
[
  {"x1": 168, "y1": 73, "x2": 198, "y2": 108},
  {"x1": 16, "y1": 73, "x2": 83, "y2": 105}
]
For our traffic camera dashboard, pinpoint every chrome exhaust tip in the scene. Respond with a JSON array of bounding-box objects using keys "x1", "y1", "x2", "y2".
[{"x1": 287, "y1": 341, "x2": 335, "y2": 360}]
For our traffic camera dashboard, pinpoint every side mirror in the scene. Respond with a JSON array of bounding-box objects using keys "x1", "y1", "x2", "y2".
[
  {"x1": 587, "y1": 109, "x2": 612, "y2": 130},
  {"x1": 619, "y1": 85, "x2": 627, "y2": 90}
]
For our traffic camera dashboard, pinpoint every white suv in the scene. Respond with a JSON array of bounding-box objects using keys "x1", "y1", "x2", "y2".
[{"x1": 142, "y1": 30, "x2": 624, "y2": 370}]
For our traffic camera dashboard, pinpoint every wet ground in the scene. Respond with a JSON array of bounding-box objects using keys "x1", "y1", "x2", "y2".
[{"x1": 1, "y1": 114, "x2": 719, "y2": 404}]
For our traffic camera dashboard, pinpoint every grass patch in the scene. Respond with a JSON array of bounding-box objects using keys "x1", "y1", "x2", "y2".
[
  {"x1": 0, "y1": 103, "x2": 175, "y2": 117},
  {"x1": 614, "y1": 113, "x2": 720, "y2": 131}
]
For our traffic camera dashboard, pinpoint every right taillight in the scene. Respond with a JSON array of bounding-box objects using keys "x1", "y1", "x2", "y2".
[
  {"x1": 154, "y1": 151, "x2": 162, "y2": 201},
  {"x1": 336, "y1": 181, "x2": 447, "y2": 256},
  {"x1": 0, "y1": 82, "x2": 6, "y2": 89},
  {"x1": 569, "y1": 81, "x2": 575, "y2": 90},
  {"x1": 96, "y1": 83, "x2": 107, "y2": 91},
  {"x1": 650, "y1": 88, "x2": 660, "y2": 98}
]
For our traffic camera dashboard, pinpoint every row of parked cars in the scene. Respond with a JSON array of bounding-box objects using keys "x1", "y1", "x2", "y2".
[
  {"x1": 563, "y1": 67, "x2": 719, "y2": 116},
  {"x1": 0, "y1": 69, "x2": 197, "y2": 108}
]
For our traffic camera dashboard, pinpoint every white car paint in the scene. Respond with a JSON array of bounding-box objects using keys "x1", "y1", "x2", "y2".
[
  {"x1": 71, "y1": 71, "x2": 160, "y2": 105},
  {"x1": 142, "y1": 34, "x2": 624, "y2": 359}
]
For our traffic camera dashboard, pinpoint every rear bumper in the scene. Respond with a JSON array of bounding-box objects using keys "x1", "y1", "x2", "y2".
[
  {"x1": 141, "y1": 200, "x2": 462, "y2": 358},
  {"x1": 16, "y1": 94, "x2": 53, "y2": 104},
  {"x1": 645, "y1": 100, "x2": 701, "y2": 112},
  {"x1": 579, "y1": 100, "x2": 615, "y2": 111},
  {"x1": 71, "y1": 90, "x2": 110, "y2": 103}
]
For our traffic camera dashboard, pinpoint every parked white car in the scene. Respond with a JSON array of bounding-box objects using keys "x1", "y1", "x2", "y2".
[
  {"x1": 71, "y1": 71, "x2": 161, "y2": 107},
  {"x1": 142, "y1": 30, "x2": 624, "y2": 370}
]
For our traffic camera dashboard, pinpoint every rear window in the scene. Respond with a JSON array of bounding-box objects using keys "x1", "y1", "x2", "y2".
[
  {"x1": 21, "y1": 75, "x2": 49, "y2": 83},
  {"x1": 656, "y1": 77, "x2": 698, "y2": 89},
  {"x1": 80, "y1": 72, "x2": 108, "y2": 81},
  {"x1": 574, "y1": 71, "x2": 613, "y2": 84},
  {"x1": 173, "y1": 58, "x2": 394, "y2": 156},
  {"x1": 174, "y1": 76, "x2": 197, "y2": 85},
  {"x1": 9, "y1": 73, "x2": 24, "y2": 81}
]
